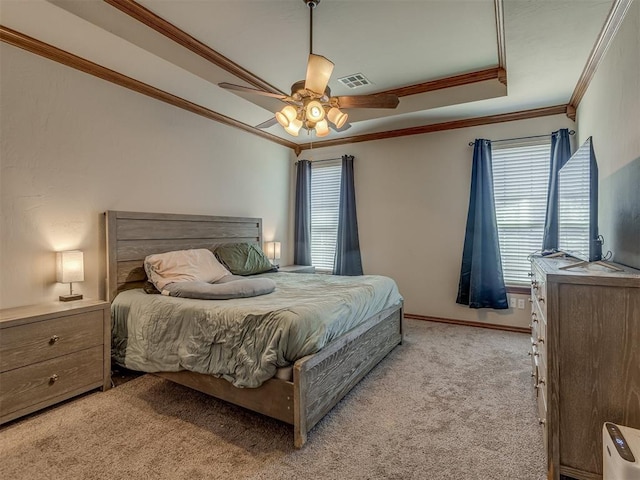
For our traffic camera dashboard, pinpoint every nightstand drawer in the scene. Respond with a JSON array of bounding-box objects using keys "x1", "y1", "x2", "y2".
[
  {"x1": 0, "y1": 310, "x2": 103, "y2": 372},
  {"x1": 0, "y1": 346, "x2": 103, "y2": 421}
]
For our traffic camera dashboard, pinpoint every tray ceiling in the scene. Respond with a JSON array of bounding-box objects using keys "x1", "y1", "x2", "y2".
[{"x1": 0, "y1": 0, "x2": 615, "y2": 149}]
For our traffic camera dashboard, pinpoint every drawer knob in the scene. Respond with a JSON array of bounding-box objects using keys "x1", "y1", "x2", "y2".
[
  {"x1": 49, "y1": 335, "x2": 60, "y2": 344},
  {"x1": 539, "y1": 418, "x2": 546, "y2": 426},
  {"x1": 537, "y1": 337, "x2": 544, "y2": 344},
  {"x1": 49, "y1": 374, "x2": 59, "y2": 384}
]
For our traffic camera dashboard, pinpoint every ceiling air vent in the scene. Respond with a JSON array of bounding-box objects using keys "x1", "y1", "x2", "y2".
[{"x1": 337, "y1": 73, "x2": 372, "y2": 89}]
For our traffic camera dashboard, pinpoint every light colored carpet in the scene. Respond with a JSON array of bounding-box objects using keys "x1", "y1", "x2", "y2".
[{"x1": 0, "y1": 320, "x2": 546, "y2": 480}]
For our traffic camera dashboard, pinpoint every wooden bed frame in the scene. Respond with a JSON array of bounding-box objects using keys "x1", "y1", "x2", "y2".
[{"x1": 105, "y1": 210, "x2": 403, "y2": 448}]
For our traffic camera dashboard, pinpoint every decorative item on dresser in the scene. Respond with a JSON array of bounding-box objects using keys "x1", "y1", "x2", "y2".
[
  {"x1": 0, "y1": 299, "x2": 111, "y2": 424},
  {"x1": 529, "y1": 256, "x2": 640, "y2": 480},
  {"x1": 278, "y1": 264, "x2": 316, "y2": 274}
]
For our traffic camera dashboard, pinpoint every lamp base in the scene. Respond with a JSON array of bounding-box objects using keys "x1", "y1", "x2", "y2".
[{"x1": 59, "y1": 294, "x2": 83, "y2": 302}]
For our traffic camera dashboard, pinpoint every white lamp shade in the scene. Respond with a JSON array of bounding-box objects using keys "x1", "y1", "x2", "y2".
[
  {"x1": 284, "y1": 118, "x2": 303, "y2": 136},
  {"x1": 56, "y1": 250, "x2": 84, "y2": 283},
  {"x1": 275, "y1": 111, "x2": 289, "y2": 127},
  {"x1": 265, "y1": 241, "x2": 281, "y2": 261},
  {"x1": 327, "y1": 107, "x2": 348, "y2": 128},
  {"x1": 305, "y1": 100, "x2": 325, "y2": 122},
  {"x1": 315, "y1": 119, "x2": 330, "y2": 137},
  {"x1": 276, "y1": 105, "x2": 298, "y2": 127}
]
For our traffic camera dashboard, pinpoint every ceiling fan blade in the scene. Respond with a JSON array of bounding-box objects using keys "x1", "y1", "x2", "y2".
[
  {"x1": 305, "y1": 54, "x2": 334, "y2": 94},
  {"x1": 330, "y1": 122, "x2": 351, "y2": 132},
  {"x1": 255, "y1": 117, "x2": 279, "y2": 129},
  {"x1": 219, "y1": 82, "x2": 287, "y2": 99},
  {"x1": 337, "y1": 94, "x2": 400, "y2": 109}
]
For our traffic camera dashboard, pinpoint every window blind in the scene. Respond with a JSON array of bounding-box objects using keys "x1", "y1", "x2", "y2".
[
  {"x1": 310, "y1": 160, "x2": 342, "y2": 271},
  {"x1": 492, "y1": 141, "x2": 551, "y2": 285}
]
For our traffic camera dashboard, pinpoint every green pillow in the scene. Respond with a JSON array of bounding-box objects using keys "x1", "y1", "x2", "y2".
[{"x1": 214, "y1": 243, "x2": 275, "y2": 276}]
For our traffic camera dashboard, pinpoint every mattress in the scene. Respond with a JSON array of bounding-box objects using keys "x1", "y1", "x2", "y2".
[{"x1": 112, "y1": 272, "x2": 402, "y2": 388}]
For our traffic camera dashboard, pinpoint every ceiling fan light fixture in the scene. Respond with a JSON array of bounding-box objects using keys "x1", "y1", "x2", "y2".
[
  {"x1": 305, "y1": 100, "x2": 325, "y2": 122},
  {"x1": 221, "y1": 0, "x2": 399, "y2": 140},
  {"x1": 275, "y1": 105, "x2": 298, "y2": 127},
  {"x1": 315, "y1": 119, "x2": 330, "y2": 137},
  {"x1": 284, "y1": 118, "x2": 303, "y2": 136},
  {"x1": 327, "y1": 107, "x2": 348, "y2": 129}
]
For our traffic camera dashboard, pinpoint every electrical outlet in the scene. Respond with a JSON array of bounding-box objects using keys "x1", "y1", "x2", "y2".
[
  {"x1": 517, "y1": 299, "x2": 525, "y2": 309},
  {"x1": 510, "y1": 297, "x2": 517, "y2": 308}
]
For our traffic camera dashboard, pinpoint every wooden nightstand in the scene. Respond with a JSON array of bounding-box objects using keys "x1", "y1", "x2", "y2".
[
  {"x1": 0, "y1": 299, "x2": 110, "y2": 424},
  {"x1": 278, "y1": 265, "x2": 316, "y2": 274}
]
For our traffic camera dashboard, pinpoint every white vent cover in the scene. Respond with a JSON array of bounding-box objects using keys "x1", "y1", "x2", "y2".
[{"x1": 337, "y1": 73, "x2": 371, "y2": 89}]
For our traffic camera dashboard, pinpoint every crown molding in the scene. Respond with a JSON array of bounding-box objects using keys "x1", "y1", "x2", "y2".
[
  {"x1": 103, "y1": 0, "x2": 285, "y2": 95},
  {"x1": 0, "y1": 24, "x2": 568, "y2": 157},
  {"x1": 296, "y1": 105, "x2": 568, "y2": 152},
  {"x1": 567, "y1": 0, "x2": 633, "y2": 118},
  {"x1": 379, "y1": 67, "x2": 506, "y2": 98},
  {"x1": 3, "y1": 0, "x2": 582, "y2": 156},
  {"x1": 106, "y1": 0, "x2": 507, "y2": 99},
  {"x1": 0, "y1": 25, "x2": 299, "y2": 152},
  {"x1": 494, "y1": 0, "x2": 507, "y2": 73}
]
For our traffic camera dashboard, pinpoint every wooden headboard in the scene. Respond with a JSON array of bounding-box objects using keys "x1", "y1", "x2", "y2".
[{"x1": 105, "y1": 211, "x2": 263, "y2": 302}]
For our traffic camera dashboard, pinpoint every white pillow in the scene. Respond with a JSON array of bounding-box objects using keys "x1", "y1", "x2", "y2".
[{"x1": 144, "y1": 249, "x2": 231, "y2": 291}]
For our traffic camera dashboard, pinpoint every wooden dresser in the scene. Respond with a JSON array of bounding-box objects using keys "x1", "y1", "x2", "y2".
[
  {"x1": 0, "y1": 299, "x2": 110, "y2": 424},
  {"x1": 530, "y1": 256, "x2": 640, "y2": 480}
]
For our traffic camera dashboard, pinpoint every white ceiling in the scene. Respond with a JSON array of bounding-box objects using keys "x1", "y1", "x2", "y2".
[{"x1": 1, "y1": 0, "x2": 614, "y2": 145}]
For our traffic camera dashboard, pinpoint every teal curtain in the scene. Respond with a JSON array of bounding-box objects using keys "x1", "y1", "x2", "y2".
[
  {"x1": 334, "y1": 155, "x2": 363, "y2": 275},
  {"x1": 456, "y1": 140, "x2": 508, "y2": 309},
  {"x1": 294, "y1": 160, "x2": 312, "y2": 266},
  {"x1": 542, "y1": 129, "x2": 572, "y2": 251}
]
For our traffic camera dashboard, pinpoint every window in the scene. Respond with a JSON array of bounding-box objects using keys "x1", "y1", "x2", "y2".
[
  {"x1": 310, "y1": 160, "x2": 342, "y2": 271},
  {"x1": 492, "y1": 140, "x2": 550, "y2": 285}
]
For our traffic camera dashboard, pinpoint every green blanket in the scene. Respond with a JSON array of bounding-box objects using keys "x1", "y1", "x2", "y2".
[{"x1": 112, "y1": 272, "x2": 402, "y2": 387}]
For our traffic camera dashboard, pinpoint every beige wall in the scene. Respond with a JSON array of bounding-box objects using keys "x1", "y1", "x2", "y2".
[
  {"x1": 576, "y1": 0, "x2": 639, "y2": 177},
  {"x1": 299, "y1": 115, "x2": 575, "y2": 329},
  {"x1": 0, "y1": 44, "x2": 292, "y2": 309},
  {"x1": 576, "y1": 1, "x2": 640, "y2": 269}
]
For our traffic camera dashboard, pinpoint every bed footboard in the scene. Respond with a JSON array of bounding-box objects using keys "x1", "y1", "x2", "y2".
[
  {"x1": 293, "y1": 302, "x2": 403, "y2": 448},
  {"x1": 155, "y1": 370, "x2": 294, "y2": 424}
]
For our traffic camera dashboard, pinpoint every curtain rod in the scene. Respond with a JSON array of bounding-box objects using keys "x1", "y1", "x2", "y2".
[
  {"x1": 467, "y1": 130, "x2": 575, "y2": 146},
  {"x1": 295, "y1": 157, "x2": 343, "y2": 165}
]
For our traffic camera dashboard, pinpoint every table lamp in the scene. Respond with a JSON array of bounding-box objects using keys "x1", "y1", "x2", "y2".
[
  {"x1": 56, "y1": 250, "x2": 84, "y2": 301},
  {"x1": 265, "y1": 241, "x2": 281, "y2": 268}
]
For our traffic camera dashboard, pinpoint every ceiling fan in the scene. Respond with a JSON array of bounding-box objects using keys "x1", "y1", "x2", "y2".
[{"x1": 219, "y1": 0, "x2": 400, "y2": 138}]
